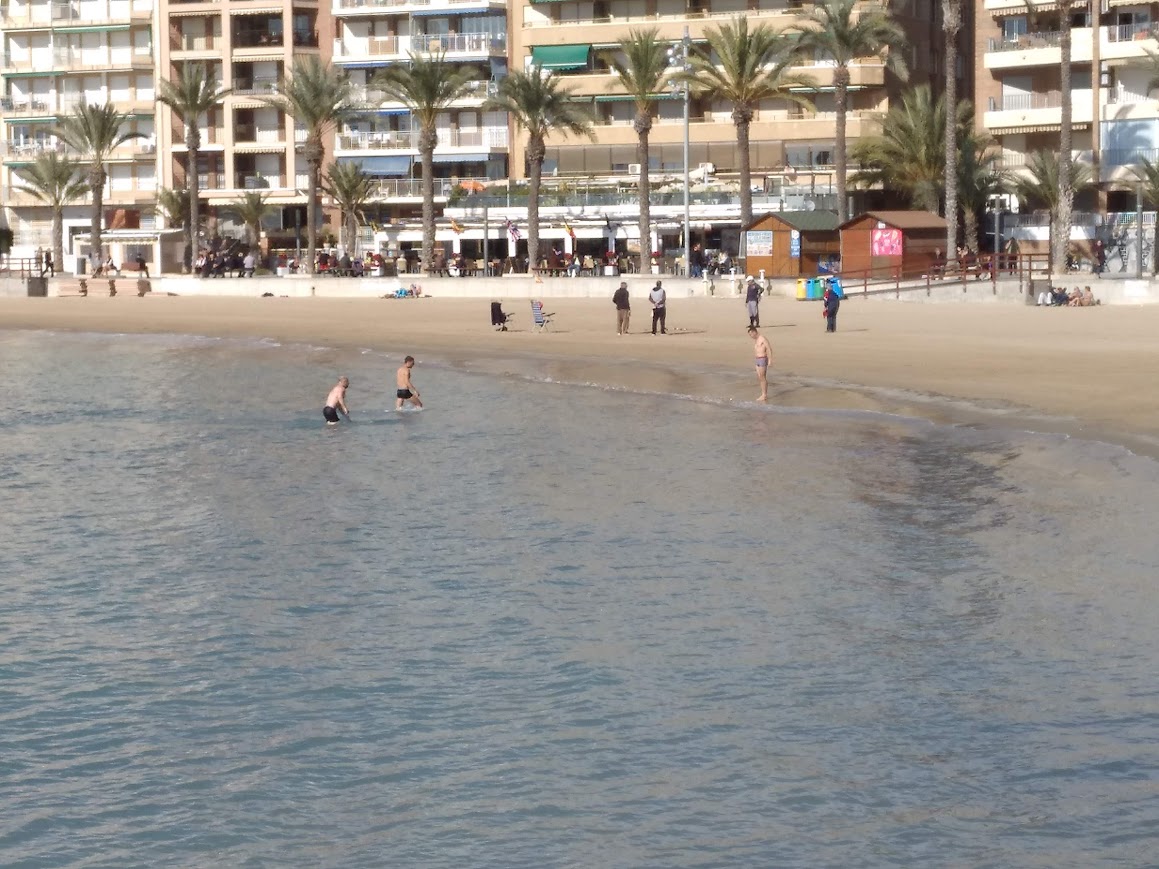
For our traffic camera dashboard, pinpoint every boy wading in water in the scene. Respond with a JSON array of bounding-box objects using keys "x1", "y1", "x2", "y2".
[
  {"x1": 324, "y1": 376, "x2": 351, "y2": 424},
  {"x1": 748, "y1": 326, "x2": 772, "y2": 402},
  {"x1": 396, "y1": 356, "x2": 423, "y2": 410}
]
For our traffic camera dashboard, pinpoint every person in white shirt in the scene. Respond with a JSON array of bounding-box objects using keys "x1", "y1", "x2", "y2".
[{"x1": 649, "y1": 280, "x2": 667, "y2": 334}]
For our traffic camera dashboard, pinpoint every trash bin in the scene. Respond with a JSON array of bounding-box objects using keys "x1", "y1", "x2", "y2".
[
  {"x1": 796, "y1": 278, "x2": 808, "y2": 300},
  {"x1": 828, "y1": 276, "x2": 844, "y2": 298},
  {"x1": 806, "y1": 277, "x2": 821, "y2": 299}
]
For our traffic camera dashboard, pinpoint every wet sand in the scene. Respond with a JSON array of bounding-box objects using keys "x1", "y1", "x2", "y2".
[{"x1": 2, "y1": 294, "x2": 1157, "y2": 452}]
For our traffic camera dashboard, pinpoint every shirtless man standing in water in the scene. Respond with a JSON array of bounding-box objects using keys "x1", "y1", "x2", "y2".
[
  {"x1": 396, "y1": 356, "x2": 423, "y2": 410},
  {"x1": 323, "y1": 376, "x2": 351, "y2": 424},
  {"x1": 748, "y1": 326, "x2": 772, "y2": 402}
]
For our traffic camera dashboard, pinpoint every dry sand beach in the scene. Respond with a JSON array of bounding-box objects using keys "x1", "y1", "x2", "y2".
[{"x1": 2, "y1": 294, "x2": 1157, "y2": 453}]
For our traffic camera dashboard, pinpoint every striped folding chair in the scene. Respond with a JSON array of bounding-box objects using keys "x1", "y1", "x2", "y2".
[{"x1": 530, "y1": 300, "x2": 554, "y2": 332}]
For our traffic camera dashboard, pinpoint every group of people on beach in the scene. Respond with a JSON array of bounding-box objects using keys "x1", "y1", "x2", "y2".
[
  {"x1": 323, "y1": 356, "x2": 422, "y2": 425},
  {"x1": 1036, "y1": 285, "x2": 1099, "y2": 307}
]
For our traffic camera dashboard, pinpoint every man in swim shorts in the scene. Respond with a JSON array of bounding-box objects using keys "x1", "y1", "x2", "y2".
[
  {"x1": 748, "y1": 326, "x2": 771, "y2": 402},
  {"x1": 396, "y1": 356, "x2": 423, "y2": 410},
  {"x1": 323, "y1": 376, "x2": 351, "y2": 424}
]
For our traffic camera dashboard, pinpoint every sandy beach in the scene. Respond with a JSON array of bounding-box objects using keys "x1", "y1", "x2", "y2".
[{"x1": 2, "y1": 294, "x2": 1157, "y2": 452}]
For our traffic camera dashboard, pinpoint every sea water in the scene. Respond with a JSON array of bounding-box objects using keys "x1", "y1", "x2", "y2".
[{"x1": 1, "y1": 330, "x2": 1158, "y2": 869}]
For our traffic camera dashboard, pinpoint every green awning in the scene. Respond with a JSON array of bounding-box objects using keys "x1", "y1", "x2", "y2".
[
  {"x1": 531, "y1": 44, "x2": 591, "y2": 71},
  {"x1": 2, "y1": 70, "x2": 58, "y2": 78},
  {"x1": 3, "y1": 116, "x2": 57, "y2": 123},
  {"x1": 53, "y1": 24, "x2": 132, "y2": 33}
]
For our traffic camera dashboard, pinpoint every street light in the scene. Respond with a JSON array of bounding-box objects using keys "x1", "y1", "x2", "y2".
[{"x1": 668, "y1": 28, "x2": 691, "y2": 278}]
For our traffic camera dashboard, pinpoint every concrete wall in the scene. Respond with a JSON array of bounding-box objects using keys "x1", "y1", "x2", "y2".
[{"x1": 0, "y1": 276, "x2": 42, "y2": 298}]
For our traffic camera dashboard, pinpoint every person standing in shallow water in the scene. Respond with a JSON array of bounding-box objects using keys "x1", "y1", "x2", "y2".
[
  {"x1": 396, "y1": 356, "x2": 423, "y2": 410},
  {"x1": 323, "y1": 376, "x2": 351, "y2": 425},
  {"x1": 748, "y1": 325, "x2": 772, "y2": 402}
]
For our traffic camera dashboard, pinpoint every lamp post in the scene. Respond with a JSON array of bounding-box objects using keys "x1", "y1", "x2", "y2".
[{"x1": 669, "y1": 28, "x2": 691, "y2": 278}]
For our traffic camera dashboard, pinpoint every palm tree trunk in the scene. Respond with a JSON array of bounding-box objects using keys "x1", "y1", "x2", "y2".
[
  {"x1": 1055, "y1": 23, "x2": 1074, "y2": 275},
  {"x1": 187, "y1": 125, "x2": 200, "y2": 274},
  {"x1": 527, "y1": 134, "x2": 546, "y2": 275},
  {"x1": 1152, "y1": 216, "x2": 1158, "y2": 276},
  {"x1": 347, "y1": 211, "x2": 358, "y2": 258},
  {"x1": 834, "y1": 67, "x2": 850, "y2": 224},
  {"x1": 420, "y1": 125, "x2": 437, "y2": 275},
  {"x1": 736, "y1": 111, "x2": 754, "y2": 231},
  {"x1": 52, "y1": 206, "x2": 64, "y2": 273},
  {"x1": 637, "y1": 119, "x2": 651, "y2": 275},
  {"x1": 943, "y1": 0, "x2": 961, "y2": 255},
  {"x1": 89, "y1": 165, "x2": 104, "y2": 266},
  {"x1": 304, "y1": 135, "x2": 323, "y2": 275},
  {"x1": 963, "y1": 208, "x2": 979, "y2": 256}
]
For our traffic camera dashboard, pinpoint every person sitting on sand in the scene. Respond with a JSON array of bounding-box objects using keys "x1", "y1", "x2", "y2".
[{"x1": 1082, "y1": 286, "x2": 1097, "y2": 306}]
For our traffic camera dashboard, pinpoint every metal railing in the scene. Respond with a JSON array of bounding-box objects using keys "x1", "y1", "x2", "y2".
[
  {"x1": 233, "y1": 78, "x2": 281, "y2": 96},
  {"x1": 1103, "y1": 148, "x2": 1159, "y2": 167},
  {"x1": 987, "y1": 30, "x2": 1064, "y2": 52},
  {"x1": 1107, "y1": 22, "x2": 1156, "y2": 43},
  {"x1": 336, "y1": 127, "x2": 508, "y2": 151},
  {"x1": 336, "y1": 0, "x2": 503, "y2": 8},
  {"x1": 987, "y1": 92, "x2": 1060, "y2": 111},
  {"x1": 335, "y1": 31, "x2": 505, "y2": 59}
]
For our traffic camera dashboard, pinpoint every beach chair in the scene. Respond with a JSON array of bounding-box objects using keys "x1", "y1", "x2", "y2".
[{"x1": 530, "y1": 300, "x2": 554, "y2": 332}]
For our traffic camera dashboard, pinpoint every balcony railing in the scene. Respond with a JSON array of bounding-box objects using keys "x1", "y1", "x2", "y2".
[
  {"x1": 987, "y1": 30, "x2": 1064, "y2": 52},
  {"x1": 2, "y1": 46, "x2": 153, "y2": 71},
  {"x1": 233, "y1": 30, "x2": 285, "y2": 49},
  {"x1": 235, "y1": 174, "x2": 286, "y2": 189},
  {"x1": 1, "y1": 0, "x2": 151, "y2": 27},
  {"x1": 987, "y1": 92, "x2": 1061, "y2": 111},
  {"x1": 173, "y1": 34, "x2": 217, "y2": 52},
  {"x1": 234, "y1": 126, "x2": 286, "y2": 144},
  {"x1": 198, "y1": 172, "x2": 228, "y2": 190},
  {"x1": 337, "y1": 0, "x2": 503, "y2": 9},
  {"x1": 1108, "y1": 22, "x2": 1156, "y2": 43},
  {"x1": 337, "y1": 127, "x2": 508, "y2": 151},
  {"x1": 364, "y1": 177, "x2": 488, "y2": 199},
  {"x1": 233, "y1": 78, "x2": 281, "y2": 96},
  {"x1": 1103, "y1": 148, "x2": 1159, "y2": 168},
  {"x1": 335, "y1": 31, "x2": 505, "y2": 59}
]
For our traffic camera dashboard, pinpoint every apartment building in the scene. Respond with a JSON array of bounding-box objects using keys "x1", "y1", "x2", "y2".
[
  {"x1": 977, "y1": 0, "x2": 1159, "y2": 209},
  {"x1": 155, "y1": 0, "x2": 328, "y2": 241},
  {"x1": 487, "y1": 0, "x2": 954, "y2": 257},
  {"x1": 329, "y1": 0, "x2": 509, "y2": 221},
  {"x1": 0, "y1": 0, "x2": 158, "y2": 256}
]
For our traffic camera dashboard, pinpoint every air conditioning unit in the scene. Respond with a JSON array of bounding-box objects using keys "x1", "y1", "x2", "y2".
[
  {"x1": 698, "y1": 162, "x2": 715, "y2": 175},
  {"x1": 627, "y1": 163, "x2": 642, "y2": 176}
]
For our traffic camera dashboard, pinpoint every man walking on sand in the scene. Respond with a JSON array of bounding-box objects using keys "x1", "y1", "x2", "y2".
[
  {"x1": 745, "y1": 275, "x2": 761, "y2": 328},
  {"x1": 649, "y1": 280, "x2": 667, "y2": 334},
  {"x1": 396, "y1": 356, "x2": 423, "y2": 410},
  {"x1": 323, "y1": 376, "x2": 351, "y2": 425},
  {"x1": 613, "y1": 280, "x2": 631, "y2": 335},
  {"x1": 748, "y1": 326, "x2": 772, "y2": 402}
]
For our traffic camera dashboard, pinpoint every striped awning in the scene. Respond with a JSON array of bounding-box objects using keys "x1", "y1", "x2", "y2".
[
  {"x1": 53, "y1": 24, "x2": 132, "y2": 33},
  {"x1": 997, "y1": 122, "x2": 1091, "y2": 134},
  {"x1": 168, "y1": 8, "x2": 217, "y2": 16}
]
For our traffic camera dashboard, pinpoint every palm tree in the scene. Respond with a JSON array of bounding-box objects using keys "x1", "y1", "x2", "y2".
[
  {"x1": 372, "y1": 51, "x2": 476, "y2": 274},
  {"x1": 1011, "y1": 150, "x2": 1093, "y2": 265},
  {"x1": 155, "y1": 187, "x2": 190, "y2": 231},
  {"x1": 1056, "y1": 13, "x2": 1074, "y2": 276},
  {"x1": 942, "y1": 0, "x2": 963, "y2": 259},
  {"x1": 324, "y1": 160, "x2": 373, "y2": 256},
  {"x1": 263, "y1": 57, "x2": 355, "y2": 274},
  {"x1": 686, "y1": 18, "x2": 815, "y2": 232},
  {"x1": 157, "y1": 63, "x2": 231, "y2": 272},
  {"x1": 226, "y1": 190, "x2": 275, "y2": 247},
  {"x1": 12, "y1": 151, "x2": 88, "y2": 271},
  {"x1": 957, "y1": 135, "x2": 1009, "y2": 255},
  {"x1": 1132, "y1": 156, "x2": 1159, "y2": 275},
  {"x1": 51, "y1": 101, "x2": 144, "y2": 262},
  {"x1": 614, "y1": 28, "x2": 670, "y2": 274},
  {"x1": 484, "y1": 69, "x2": 594, "y2": 274},
  {"x1": 851, "y1": 85, "x2": 967, "y2": 214},
  {"x1": 788, "y1": 0, "x2": 909, "y2": 222}
]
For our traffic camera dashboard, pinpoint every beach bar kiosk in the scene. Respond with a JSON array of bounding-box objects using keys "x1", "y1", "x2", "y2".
[
  {"x1": 839, "y1": 211, "x2": 947, "y2": 278},
  {"x1": 743, "y1": 210, "x2": 840, "y2": 278}
]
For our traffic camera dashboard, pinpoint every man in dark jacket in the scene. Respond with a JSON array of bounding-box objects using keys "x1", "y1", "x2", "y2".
[
  {"x1": 745, "y1": 276, "x2": 761, "y2": 328},
  {"x1": 823, "y1": 281, "x2": 841, "y2": 333},
  {"x1": 613, "y1": 281, "x2": 631, "y2": 335}
]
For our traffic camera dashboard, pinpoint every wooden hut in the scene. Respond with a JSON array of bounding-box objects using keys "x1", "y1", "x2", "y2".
[
  {"x1": 839, "y1": 211, "x2": 947, "y2": 278},
  {"x1": 743, "y1": 210, "x2": 840, "y2": 278}
]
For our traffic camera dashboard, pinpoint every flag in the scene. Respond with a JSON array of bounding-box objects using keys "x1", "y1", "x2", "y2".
[
  {"x1": 450, "y1": 218, "x2": 465, "y2": 234},
  {"x1": 563, "y1": 222, "x2": 576, "y2": 241},
  {"x1": 506, "y1": 219, "x2": 521, "y2": 243}
]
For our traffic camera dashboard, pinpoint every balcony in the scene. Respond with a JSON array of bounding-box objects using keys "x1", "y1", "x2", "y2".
[
  {"x1": 1, "y1": 47, "x2": 154, "y2": 73},
  {"x1": 197, "y1": 171, "x2": 228, "y2": 190},
  {"x1": 363, "y1": 177, "x2": 479, "y2": 200},
  {"x1": 985, "y1": 90, "x2": 1093, "y2": 130},
  {"x1": 336, "y1": 126, "x2": 508, "y2": 152},
  {"x1": 233, "y1": 78, "x2": 281, "y2": 96},
  {"x1": 234, "y1": 126, "x2": 288, "y2": 149},
  {"x1": 172, "y1": 126, "x2": 227, "y2": 148},
  {"x1": 0, "y1": 0, "x2": 152, "y2": 30},
  {"x1": 1100, "y1": 22, "x2": 1159, "y2": 62},
  {"x1": 984, "y1": 27, "x2": 1092, "y2": 69},
  {"x1": 334, "y1": 0, "x2": 506, "y2": 16},
  {"x1": 333, "y1": 32, "x2": 506, "y2": 63},
  {"x1": 521, "y1": 7, "x2": 800, "y2": 44},
  {"x1": 234, "y1": 173, "x2": 285, "y2": 189}
]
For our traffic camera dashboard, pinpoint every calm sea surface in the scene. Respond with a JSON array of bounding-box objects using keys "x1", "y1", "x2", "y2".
[{"x1": 1, "y1": 330, "x2": 1158, "y2": 868}]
